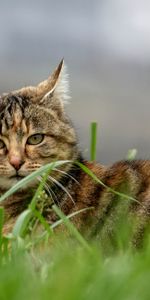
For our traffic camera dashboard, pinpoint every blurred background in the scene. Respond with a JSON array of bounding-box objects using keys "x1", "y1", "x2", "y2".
[{"x1": 0, "y1": 0, "x2": 150, "y2": 164}]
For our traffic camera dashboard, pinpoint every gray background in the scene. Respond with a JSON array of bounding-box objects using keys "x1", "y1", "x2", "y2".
[{"x1": 0, "y1": 0, "x2": 150, "y2": 164}]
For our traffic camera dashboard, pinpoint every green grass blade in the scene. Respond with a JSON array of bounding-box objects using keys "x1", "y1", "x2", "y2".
[
  {"x1": 90, "y1": 122, "x2": 97, "y2": 161},
  {"x1": 126, "y1": 148, "x2": 137, "y2": 161},
  {"x1": 12, "y1": 169, "x2": 54, "y2": 238},
  {"x1": 0, "y1": 207, "x2": 4, "y2": 257},
  {"x1": 0, "y1": 160, "x2": 70, "y2": 203},
  {"x1": 28, "y1": 168, "x2": 54, "y2": 235},
  {"x1": 2, "y1": 237, "x2": 9, "y2": 260},
  {"x1": 32, "y1": 209, "x2": 53, "y2": 235},
  {"x1": 52, "y1": 204, "x2": 92, "y2": 253},
  {"x1": 51, "y1": 207, "x2": 94, "y2": 229},
  {"x1": 76, "y1": 161, "x2": 144, "y2": 207},
  {"x1": 0, "y1": 207, "x2": 4, "y2": 240},
  {"x1": 12, "y1": 209, "x2": 32, "y2": 237},
  {"x1": 29, "y1": 168, "x2": 52, "y2": 211},
  {"x1": 24, "y1": 207, "x2": 94, "y2": 249}
]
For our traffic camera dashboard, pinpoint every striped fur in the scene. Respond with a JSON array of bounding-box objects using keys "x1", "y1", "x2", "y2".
[{"x1": 0, "y1": 60, "x2": 150, "y2": 247}]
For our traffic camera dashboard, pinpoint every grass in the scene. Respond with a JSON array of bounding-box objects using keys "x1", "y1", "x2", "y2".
[{"x1": 0, "y1": 122, "x2": 149, "y2": 299}]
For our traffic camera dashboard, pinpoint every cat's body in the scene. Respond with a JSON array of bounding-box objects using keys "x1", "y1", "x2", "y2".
[{"x1": 0, "y1": 60, "x2": 150, "y2": 246}]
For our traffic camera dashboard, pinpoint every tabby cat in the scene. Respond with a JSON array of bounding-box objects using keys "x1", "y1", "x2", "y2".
[{"x1": 0, "y1": 60, "x2": 149, "y2": 247}]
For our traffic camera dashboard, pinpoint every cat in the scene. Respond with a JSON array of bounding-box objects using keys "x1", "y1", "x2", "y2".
[{"x1": 0, "y1": 59, "x2": 150, "y2": 247}]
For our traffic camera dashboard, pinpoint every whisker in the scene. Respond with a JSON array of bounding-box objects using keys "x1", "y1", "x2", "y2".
[
  {"x1": 48, "y1": 187, "x2": 60, "y2": 206},
  {"x1": 54, "y1": 168, "x2": 80, "y2": 186},
  {"x1": 37, "y1": 176, "x2": 54, "y2": 203},
  {"x1": 47, "y1": 175, "x2": 75, "y2": 205},
  {"x1": 37, "y1": 176, "x2": 59, "y2": 205},
  {"x1": 37, "y1": 176, "x2": 51, "y2": 197}
]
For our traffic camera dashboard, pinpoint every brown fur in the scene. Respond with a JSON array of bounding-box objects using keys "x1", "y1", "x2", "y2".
[{"x1": 0, "y1": 60, "x2": 150, "y2": 247}]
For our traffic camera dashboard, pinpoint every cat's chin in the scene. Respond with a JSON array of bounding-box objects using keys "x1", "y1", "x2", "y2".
[{"x1": 0, "y1": 176, "x2": 38, "y2": 191}]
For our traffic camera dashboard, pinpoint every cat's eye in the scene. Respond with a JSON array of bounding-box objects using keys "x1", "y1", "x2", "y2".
[
  {"x1": 27, "y1": 134, "x2": 44, "y2": 145},
  {"x1": 0, "y1": 140, "x2": 5, "y2": 149}
]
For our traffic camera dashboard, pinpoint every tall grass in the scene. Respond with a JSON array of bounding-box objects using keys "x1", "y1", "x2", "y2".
[{"x1": 0, "y1": 123, "x2": 149, "y2": 300}]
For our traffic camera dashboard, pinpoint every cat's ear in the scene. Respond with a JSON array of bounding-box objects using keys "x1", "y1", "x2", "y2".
[
  {"x1": 38, "y1": 59, "x2": 70, "y2": 108},
  {"x1": 15, "y1": 59, "x2": 70, "y2": 110}
]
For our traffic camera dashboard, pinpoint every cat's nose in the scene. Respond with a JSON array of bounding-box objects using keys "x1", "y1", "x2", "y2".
[{"x1": 9, "y1": 156, "x2": 24, "y2": 170}]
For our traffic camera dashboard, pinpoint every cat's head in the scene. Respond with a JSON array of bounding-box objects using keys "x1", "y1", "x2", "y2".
[{"x1": 0, "y1": 60, "x2": 78, "y2": 190}]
